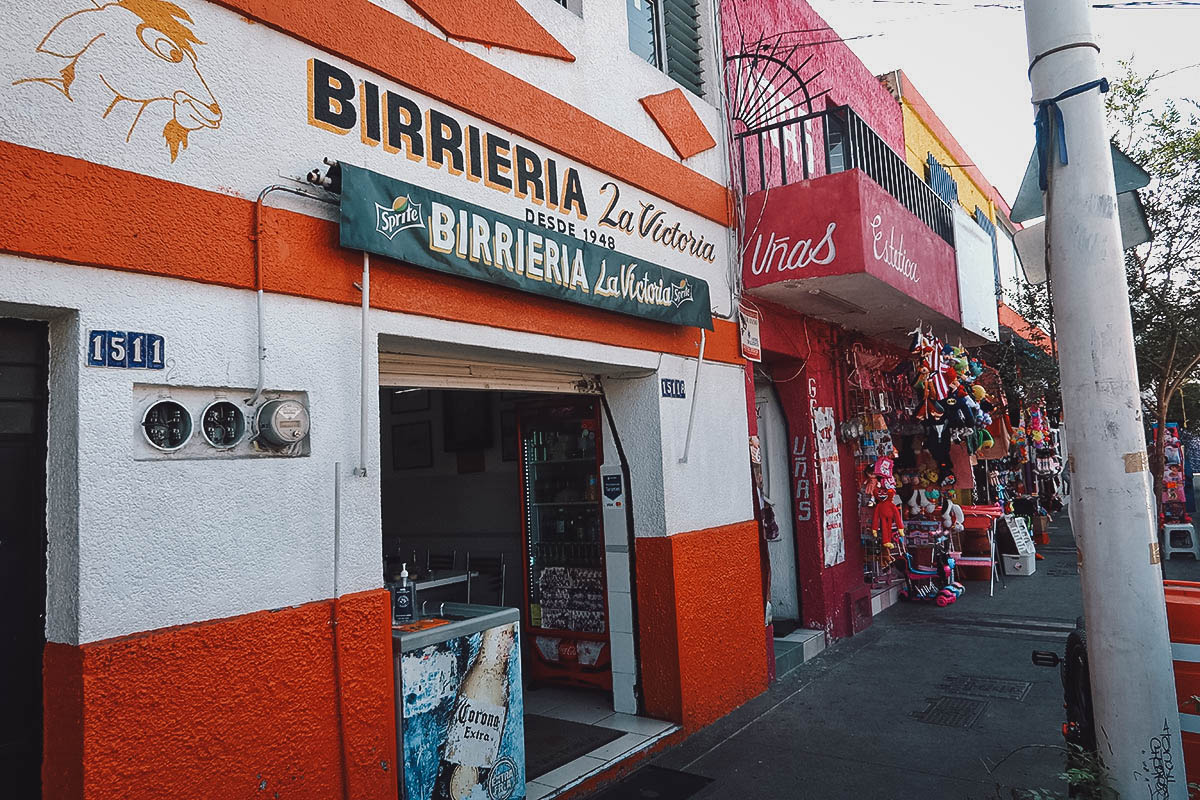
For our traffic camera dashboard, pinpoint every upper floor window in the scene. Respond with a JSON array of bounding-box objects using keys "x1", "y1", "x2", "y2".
[
  {"x1": 626, "y1": 0, "x2": 704, "y2": 97},
  {"x1": 551, "y1": 0, "x2": 583, "y2": 16}
]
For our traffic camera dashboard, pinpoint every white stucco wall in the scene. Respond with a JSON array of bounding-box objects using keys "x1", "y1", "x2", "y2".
[
  {"x1": 1, "y1": 0, "x2": 750, "y2": 645},
  {"x1": 4, "y1": 252, "x2": 750, "y2": 644}
]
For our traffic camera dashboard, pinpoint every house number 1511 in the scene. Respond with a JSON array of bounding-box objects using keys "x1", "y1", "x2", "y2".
[{"x1": 87, "y1": 330, "x2": 165, "y2": 369}]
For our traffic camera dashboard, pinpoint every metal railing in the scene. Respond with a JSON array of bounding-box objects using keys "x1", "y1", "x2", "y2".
[{"x1": 735, "y1": 106, "x2": 955, "y2": 246}]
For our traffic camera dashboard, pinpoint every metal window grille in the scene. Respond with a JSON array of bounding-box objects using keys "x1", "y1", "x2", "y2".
[{"x1": 734, "y1": 107, "x2": 955, "y2": 245}]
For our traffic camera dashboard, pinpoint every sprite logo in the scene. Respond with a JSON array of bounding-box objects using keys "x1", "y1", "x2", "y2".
[
  {"x1": 375, "y1": 195, "x2": 424, "y2": 239},
  {"x1": 671, "y1": 278, "x2": 694, "y2": 308}
]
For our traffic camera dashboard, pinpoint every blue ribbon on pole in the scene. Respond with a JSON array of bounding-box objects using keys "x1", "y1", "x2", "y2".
[{"x1": 1034, "y1": 77, "x2": 1109, "y2": 190}]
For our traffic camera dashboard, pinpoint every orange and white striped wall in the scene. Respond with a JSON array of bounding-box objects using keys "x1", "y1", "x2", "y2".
[{"x1": 1, "y1": 1, "x2": 766, "y2": 796}]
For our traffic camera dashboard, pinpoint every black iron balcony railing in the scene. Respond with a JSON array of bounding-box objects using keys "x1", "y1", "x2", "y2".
[{"x1": 735, "y1": 106, "x2": 955, "y2": 246}]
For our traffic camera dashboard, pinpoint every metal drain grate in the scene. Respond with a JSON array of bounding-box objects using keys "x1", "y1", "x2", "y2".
[
  {"x1": 912, "y1": 696, "x2": 988, "y2": 728},
  {"x1": 939, "y1": 674, "x2": 1032, "y2": 701},
  {"x1": 1046, "y1": 568, "x2": 1076, "y2": 577},
  {"x1": 592, "y1": 766, "x2": 714, "y2": 800}
]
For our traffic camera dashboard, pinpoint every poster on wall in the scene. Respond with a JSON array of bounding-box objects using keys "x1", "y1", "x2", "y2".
[
  {"x1": 401, "y1": 622, "x2": 526, "y2": 800},
  {"x1": 815, "y1": 406, "x2": 845, "y2": 567}
]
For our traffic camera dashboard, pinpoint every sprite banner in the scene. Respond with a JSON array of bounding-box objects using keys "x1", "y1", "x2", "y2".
[{"x1": 338, "y1": 164, "x2": 713, "y2": 329}]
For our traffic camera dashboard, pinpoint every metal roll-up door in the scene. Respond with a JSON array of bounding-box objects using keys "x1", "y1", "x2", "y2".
[{"x1": 378, "y1": 353, "x2": 601, "y2": 394}]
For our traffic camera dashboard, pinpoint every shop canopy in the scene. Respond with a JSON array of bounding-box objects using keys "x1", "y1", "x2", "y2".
[{"x1": 335, "y1": 163, "x2": 714, "y2": 330}]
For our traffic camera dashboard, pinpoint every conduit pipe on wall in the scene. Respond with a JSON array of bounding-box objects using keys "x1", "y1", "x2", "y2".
[
  {"x1": 355, "y1": 252, "x2": 371, "y2": 477},
  {"x1": 678, "y1": 329, "x2": 707, "y2": 464},
  {"x1": 248, "y1": 185, "x2": 336, "y2": 407}
]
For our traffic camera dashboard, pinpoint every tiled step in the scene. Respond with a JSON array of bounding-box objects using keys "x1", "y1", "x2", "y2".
[
  {"x1": 871, "y1": 583, "x2": 902, "y2": 616},
  {"x1": 772, "y1": 628, "x2": 827, "y2": 678}
]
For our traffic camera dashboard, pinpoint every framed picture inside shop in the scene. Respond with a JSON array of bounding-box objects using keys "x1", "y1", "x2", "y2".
[
  {"x1": 392, "y1": 421, "x2": 433, "y2": 470},
  {"x1": 443, "y1": 391, "x2": 492, "y2": 452}
]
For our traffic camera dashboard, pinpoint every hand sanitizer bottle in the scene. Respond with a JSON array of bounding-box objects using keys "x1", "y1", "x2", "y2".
[{"x1": 394, "y1": 562, "x2": 416, "y2": 623}]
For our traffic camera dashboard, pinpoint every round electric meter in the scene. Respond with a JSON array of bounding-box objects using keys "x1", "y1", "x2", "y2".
[
  {"x1": 256, "y1": 399, "x2": 311, "y2": 446},
  {"x1": 141, "y1": 400, "x2": 193, "y2": 452},
  {"x1": 201, "y1": 400, "x2": 246, "y2": 449}
]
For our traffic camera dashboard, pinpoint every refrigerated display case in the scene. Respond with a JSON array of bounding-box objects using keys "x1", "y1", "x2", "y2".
[
  {"x1": 394, "y1": 604, "x2": 525, "y2": 800},
  {"x1": 517, "y1": 398, "x2": 611, "y2": 691}
]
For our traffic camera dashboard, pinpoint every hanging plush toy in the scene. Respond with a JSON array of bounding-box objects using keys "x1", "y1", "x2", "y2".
[
  {"x1": 873, "y1": 488, "x2": 905, "y2": 560},
  {"x1": 1012, "y1": 424, "x2": 1029, "y2": 463},
  {"x1": 941, "y1": 495, "x2": 965, "y2": 533},
  {"x1": 862, "y1": 464, "x2": 879, "y2": 505},
  {"x1": 874, "y1": 447, "x2": 898, "y2": 491},
  {"x1": 908, "y1": 480, "x2": 938, "y2": 518},
  {"x1": 971, "y1": 384, "x2": 994, "y2": 427}
]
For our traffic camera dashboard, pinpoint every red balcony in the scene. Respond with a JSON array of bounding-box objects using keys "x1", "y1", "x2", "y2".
[
  {"x1": 743, "y1": 169, "x2": 969, "y2": 345},
  {"x1": 736, "y1": 107, "x2": 983, "y2": 346}
]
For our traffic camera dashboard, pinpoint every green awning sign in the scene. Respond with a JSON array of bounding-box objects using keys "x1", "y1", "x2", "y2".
[{"x1": 338, "y1": 164, "x2": 713, "y2": 329}]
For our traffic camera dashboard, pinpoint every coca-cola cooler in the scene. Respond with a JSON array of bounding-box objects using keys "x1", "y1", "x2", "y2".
[{"x1": 394, "y1": 604, "x2": 525, "y2": 800}]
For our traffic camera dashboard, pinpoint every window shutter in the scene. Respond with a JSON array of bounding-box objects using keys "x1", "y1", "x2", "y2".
[
  {"x1": 974, "y1": 206, "x2": 1002, "y2": 294},
  {"x1": 925, "y1": 153, "x2": 959, "y2": 206},
  {"x1": 662, "y1": 0, "x2": 704, "y2": 97}
]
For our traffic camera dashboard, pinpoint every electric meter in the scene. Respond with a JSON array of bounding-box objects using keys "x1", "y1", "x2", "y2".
[
  {"x1": 201, "y1": 400, "x2": 245, "y2": 449},
  {"x1": 256, "y1": 398, "x2": 310, "y2": 446},
  {"x1": 141, "y1": 400, "x2": 192, "y2": 452}
]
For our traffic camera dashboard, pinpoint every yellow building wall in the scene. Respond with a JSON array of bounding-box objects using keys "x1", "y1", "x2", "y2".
[{"x1": 901, "y1": 98, "x2": 995, "y2": 223}]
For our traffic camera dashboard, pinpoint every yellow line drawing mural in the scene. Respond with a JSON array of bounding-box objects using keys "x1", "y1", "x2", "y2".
[{"x1": 15, "y1": 0, "x2": 222, "y2": 162}]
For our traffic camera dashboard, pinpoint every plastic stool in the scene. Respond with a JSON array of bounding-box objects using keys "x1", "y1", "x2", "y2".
[{"x1": 1162, "y1": 523, "x2": 1200, "y2": 560}]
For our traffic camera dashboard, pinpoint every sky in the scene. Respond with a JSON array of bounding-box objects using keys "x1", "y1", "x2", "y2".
[{"x1": 806, "y1": 0, "x2": 1200, "y2": 204}]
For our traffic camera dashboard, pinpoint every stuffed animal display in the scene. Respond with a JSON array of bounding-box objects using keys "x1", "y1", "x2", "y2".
[{"x1": 872, "y1": 489, "x2": 905, "y2": 559}]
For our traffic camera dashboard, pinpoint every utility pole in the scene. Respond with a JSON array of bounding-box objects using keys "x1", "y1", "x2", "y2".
[{"x1": 1023, "y1": 2, "x2": 1185, "y2": 797}]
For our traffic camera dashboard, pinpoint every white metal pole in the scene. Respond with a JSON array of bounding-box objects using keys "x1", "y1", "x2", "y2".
[{"x1": 1024, "y1": 2, "x2": 1184, "y2": 795}]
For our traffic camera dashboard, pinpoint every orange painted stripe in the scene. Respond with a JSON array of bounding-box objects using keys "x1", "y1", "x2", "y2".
[
  {"x1": 44, "y1": 590, "x2": 397, "y2": 800},
  {"x1": 0, "y1": 141, "x2": 743, "y2": 365},
  {"x1": 210, "y1": 0, "x2": 733, "y2": 227},
  {"x1": 404, "y1": 0, "x2": 574, "y2": 61}
]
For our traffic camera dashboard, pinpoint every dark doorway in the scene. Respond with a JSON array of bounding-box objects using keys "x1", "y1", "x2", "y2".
[{"x1": 0, "y1": 319, "x2": 50, "y2": 797}]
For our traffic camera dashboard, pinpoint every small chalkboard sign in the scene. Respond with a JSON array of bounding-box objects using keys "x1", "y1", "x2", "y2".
[{"x1": 1002, "y1": 515, "x2": 1037, "y2": 555}]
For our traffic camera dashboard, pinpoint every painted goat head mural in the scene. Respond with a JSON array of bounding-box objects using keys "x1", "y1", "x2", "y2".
[{"x1": 16, "y1": 0, "x2": 222, "y2": 162}]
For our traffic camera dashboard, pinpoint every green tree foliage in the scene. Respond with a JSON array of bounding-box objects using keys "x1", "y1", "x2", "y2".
[{"x1": 1108, "y1": 62, "x2": 1200, "y2": 505}]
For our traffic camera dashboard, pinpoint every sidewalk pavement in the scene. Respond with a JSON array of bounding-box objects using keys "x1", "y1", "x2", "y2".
[{"x1": 597, "y1": 517, "x2": 1101, "y2": 799}]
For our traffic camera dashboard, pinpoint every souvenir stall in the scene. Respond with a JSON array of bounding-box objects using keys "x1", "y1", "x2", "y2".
[
  {"x1": 976, "y1": 400, "x2": 1065, "y2": 545},
  {"x1": 841, "y1": 330, "x2": 1005, "y2": 605},
  {"x1": 1157, "y1": 422, "x2": 1190, "y2": 524}
]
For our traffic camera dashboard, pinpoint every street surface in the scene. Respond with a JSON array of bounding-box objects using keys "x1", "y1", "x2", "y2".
[{"x1": 598, "y1": 517, "x2": 1200, "y2": 799}]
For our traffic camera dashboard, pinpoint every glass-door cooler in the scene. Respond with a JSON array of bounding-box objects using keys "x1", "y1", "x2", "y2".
[{"x1": 517, "y1": 398, "x2": 612, "y2": 691}]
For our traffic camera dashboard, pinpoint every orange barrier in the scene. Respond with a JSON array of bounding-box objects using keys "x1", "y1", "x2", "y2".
[{"x1": 1164, "y1": 580, "x2": 1200, "y2": 785}]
